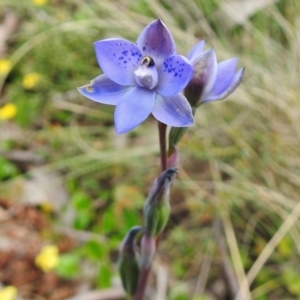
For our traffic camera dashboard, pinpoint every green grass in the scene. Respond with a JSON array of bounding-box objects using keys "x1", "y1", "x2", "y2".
[{"x1": 0, "y1": 0, "x2": 300, "y2": 299}]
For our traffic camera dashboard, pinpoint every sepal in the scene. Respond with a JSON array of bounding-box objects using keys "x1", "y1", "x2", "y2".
[
  {"x1": 118, "y1": 226, "x2": 143, "y2": 296},
  {"x1": 143, "y1": 168, "x2": 177, "y2": 236}
]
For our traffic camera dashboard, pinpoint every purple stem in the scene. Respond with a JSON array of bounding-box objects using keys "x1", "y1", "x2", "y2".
[
  {"x1": 134, "y1": 235, "x2": 156, "y2": 300},
  {"x1": 134, "y1": 267, "x2": 152, "y2": 300},
  {"x1": 158, "y1": 121, "x2": 167, "y2": 171},
  {"x1": 133, "y1": 123, "x2": 167, "y2": 299}
]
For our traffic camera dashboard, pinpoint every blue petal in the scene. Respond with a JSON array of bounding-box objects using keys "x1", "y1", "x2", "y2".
[
  {"x1": 136, "y1": 19, "x2": 176, "y2": 67},
  {"x1": 205, "y1": 58, "x2": 237, "y2": 97},
  {"x1": 152, "y1": 93, "x2": 194, "y2": 127},
  {"x1": 156, "y1": 55, "x2": 193, "y2": 97},
  {"x1": 188, "y1": 40, "x2": 206, "y2": 60},
  {"x1": 186, "y1": 49, "x2": 217, "y2": 103},
  {"x1": 114, "y1": 87, "x2": 155, "y2": 133},
  {"x1": 77, "y1": 75, "x2": 130, "y2": 105},
  {"x1": 204, "y1": 67, "x2": 245, "y2": 102},
  {"x1": 94, "y1": 38, "x2": 142, "y2": 86}
]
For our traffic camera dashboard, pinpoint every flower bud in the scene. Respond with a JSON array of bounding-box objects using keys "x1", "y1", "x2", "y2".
[
  {"x1": 144, "y1": 168, "x2": 177, "y2": 237},
  {"x1": 118, "y1": 226, "x2": 143, "y2": 296},
  {"x1": 185, "y1": 42, "x2": 245, "y2": 107}
]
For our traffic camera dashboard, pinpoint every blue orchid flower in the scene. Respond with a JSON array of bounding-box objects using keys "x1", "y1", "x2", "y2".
[
  {"x1": 78, "y1": 20, "x2": 194, "y2": 134},
  {"x1": 184, "y1": 40, "x2": 245, "y2": 107}
]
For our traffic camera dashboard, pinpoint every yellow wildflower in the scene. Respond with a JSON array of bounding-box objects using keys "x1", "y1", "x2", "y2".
[
  {"x1": 35, "y1": 245, "x2": 59, "y2": 272},
  {"x1": 56, "y1": 12, "x2": 67, "y2": 22},
  {"x1": 32, "y1": 0, "x2": 48, "y2": 5},
  {"x1": 0, "y1": 286, "x2": 17, "y2": 300},
  {"x1": 23, "y1": 73, "x2": 40, "y2": 89},
  {"x1": 0, "y1": 59, "x2": 12, "y2": 75},
  {"x1": 39, "y1": 201, "x2": 54, "y2": 214},
  {"x1": 0, "y1": 103, "x2": 17, "y2": 120}
]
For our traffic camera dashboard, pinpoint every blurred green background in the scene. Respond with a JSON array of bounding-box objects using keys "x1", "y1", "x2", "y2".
[{"x1": 0, "y1": 0, "x2": 299, "y2": 299}]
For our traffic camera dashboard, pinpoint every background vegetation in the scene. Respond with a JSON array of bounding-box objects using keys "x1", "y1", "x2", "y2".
[{"x1": 0, "y1": 0, "x2": 299, "y2": 299}]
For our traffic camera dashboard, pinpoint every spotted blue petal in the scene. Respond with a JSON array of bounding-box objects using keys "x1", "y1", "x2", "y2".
[
  {"x1": 156, "y1": 55, "x2": 193, "y2": 97},
  {"x1": 136, "y1": 19, "x2": 176, "y2": 67},
  {"x1": 94, "y1": 38, "x2": 142, "y2": 86}
]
